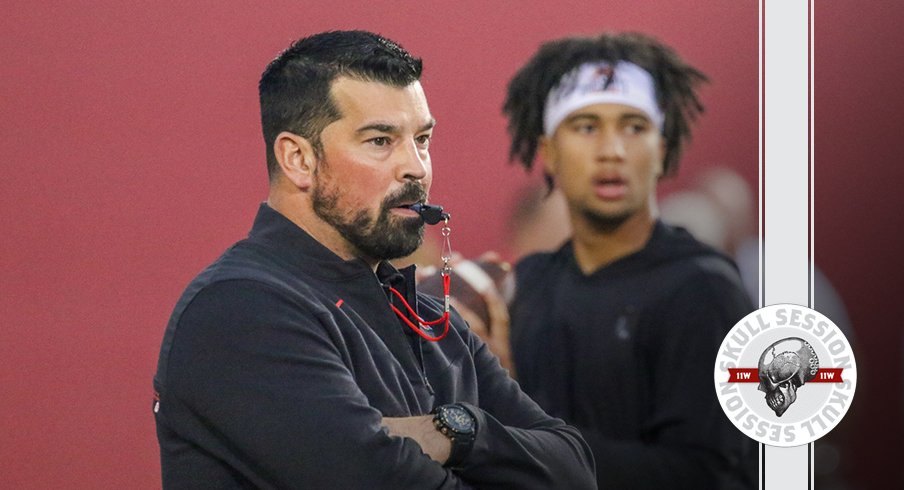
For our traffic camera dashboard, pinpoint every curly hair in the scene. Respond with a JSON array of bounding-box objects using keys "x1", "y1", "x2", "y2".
[
  {"x1": 503, "y1": 32, "x2": 708, "y2": 187},
  {"x1": 259, "y1": 30, "x2": 423, "y2": 180}
]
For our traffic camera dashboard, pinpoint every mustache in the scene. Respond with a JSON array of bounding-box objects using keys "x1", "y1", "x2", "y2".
[{"x1": 383, "y1": 182, "x2": 428, "y2": 209}]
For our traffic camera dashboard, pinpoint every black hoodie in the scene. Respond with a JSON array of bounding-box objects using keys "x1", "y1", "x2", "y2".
[{"x1": 511, "y1": 221, "x2": 757, "y2": 490}]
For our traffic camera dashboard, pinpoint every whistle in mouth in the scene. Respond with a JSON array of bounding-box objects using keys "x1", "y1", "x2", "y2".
[{"x1": 408, "y1": 203, "x2": 450, "y2": 225}]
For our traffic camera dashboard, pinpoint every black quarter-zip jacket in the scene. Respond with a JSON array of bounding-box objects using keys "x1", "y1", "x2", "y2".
[{"x1": 153, "y1": 203, "x2": 595, "y2": 489}]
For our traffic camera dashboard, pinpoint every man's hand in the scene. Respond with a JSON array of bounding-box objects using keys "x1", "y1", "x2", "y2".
[
  {"x1": 382, "y1": 415, "x2": 451, "y2": 464},
  {"x1": 416, "y1": 251, "x2": 517, "y2": 376},
  {"x1": 453, "y1": 284, "x2": 516, "y2": 378}
]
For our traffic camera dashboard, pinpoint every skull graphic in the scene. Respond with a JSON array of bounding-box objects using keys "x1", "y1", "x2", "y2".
[{"x1": 757, "y1": 337, "x2": 819, "y2": 417}]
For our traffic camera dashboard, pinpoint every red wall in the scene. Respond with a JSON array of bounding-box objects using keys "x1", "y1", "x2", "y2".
[
  {"x1": 0, "y1": 1, "x2": 899, "y2": 487},
  {"x1": 814, "y1": 3, "x2": 904, "y2": 487}
]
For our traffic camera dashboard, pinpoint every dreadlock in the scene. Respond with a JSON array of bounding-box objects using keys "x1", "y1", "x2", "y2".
[{"x1": 503, "y1": 32, "x2": 708, "y2": 188}]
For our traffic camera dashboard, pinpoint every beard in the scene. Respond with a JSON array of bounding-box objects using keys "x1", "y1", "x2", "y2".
[
  {"x1": 580, "y1": 207, "x2": 633, "y2": 233},
  {"x1": 312, "y1": 173, "x2": 427, "y2": 261}
]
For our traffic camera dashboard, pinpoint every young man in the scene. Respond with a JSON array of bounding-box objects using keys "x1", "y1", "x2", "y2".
[
  {"x1": 500, "y1": 32, "x2": 757, "y2": 489},
  {"x1": 152, "y1": 31, "x2": 595, "y2": 489}
]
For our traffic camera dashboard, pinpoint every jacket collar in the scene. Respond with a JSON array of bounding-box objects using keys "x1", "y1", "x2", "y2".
[{"x1": 247, "y1": 203, "x2": 416, "y2": 283}]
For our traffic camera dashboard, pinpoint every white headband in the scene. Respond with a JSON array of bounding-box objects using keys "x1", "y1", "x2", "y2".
[{"x1": 543, "y1": 61, "x2": 664, "y2": 136}]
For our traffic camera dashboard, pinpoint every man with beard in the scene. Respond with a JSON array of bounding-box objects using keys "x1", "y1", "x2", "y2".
[
  {"x1": 484, "y1": 32, "x2": 757, "y2": 489},
  {"x1": 152, "y1": 31, "x2": 595, "y2": 490}
]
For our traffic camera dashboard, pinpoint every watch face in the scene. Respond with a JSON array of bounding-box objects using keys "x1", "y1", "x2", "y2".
[{"x1": 443, "y1": 406, "x2": 475, "y2": 433}]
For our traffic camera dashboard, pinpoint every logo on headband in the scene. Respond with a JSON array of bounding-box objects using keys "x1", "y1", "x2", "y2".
[
  {"x1": 713, "y1": 304, "x2": 856, "y2": 447},
  {"x1": 596, "y1": 65, "x2": 616, "y2": 91},
  {"x1": 550, "y1": 64, "x2": 621, "y2": 105}
]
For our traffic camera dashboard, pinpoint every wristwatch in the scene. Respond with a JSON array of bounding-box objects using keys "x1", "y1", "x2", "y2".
[{"x1": 432, "y1": 403, "x2": 477, "y2": 468}]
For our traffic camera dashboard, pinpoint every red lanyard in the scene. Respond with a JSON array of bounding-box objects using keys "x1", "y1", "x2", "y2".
[{"x1": 389, "y1": 217, "x2": 452, "y2": 341}]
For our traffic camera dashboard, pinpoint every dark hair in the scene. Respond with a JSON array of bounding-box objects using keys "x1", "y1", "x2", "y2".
[
  {"x1": 503, "y1": 32, "x2": 708, "y2": 187},
  {"x1": 259, "y1": 30, "x2": 423, "y2": 179}
]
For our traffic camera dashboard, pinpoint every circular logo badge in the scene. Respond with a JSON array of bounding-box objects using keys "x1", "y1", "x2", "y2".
[{"x1": 713, "y1": 304, "x2": 857, "y2": 447}]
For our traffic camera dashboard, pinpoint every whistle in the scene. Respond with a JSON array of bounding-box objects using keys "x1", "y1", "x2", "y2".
[{"x1": 408, "y1": 203, "x2": 450, "y2": 225}]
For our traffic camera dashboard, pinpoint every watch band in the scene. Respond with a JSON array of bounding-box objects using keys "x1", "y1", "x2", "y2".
[{"x1": 432, "y1": 403, "x2": 477, "y2": 468}]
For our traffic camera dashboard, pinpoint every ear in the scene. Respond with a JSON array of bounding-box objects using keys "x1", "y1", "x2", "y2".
[
  {"x1": 655, "y1": 138, "x2": 667, "y2": 178},
  {"x1": 274, "y1": 131, "x2": 318, "y2": 190},
  {"x1": 538, "y1": 135, "x2": 558, "y2": 176}
]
